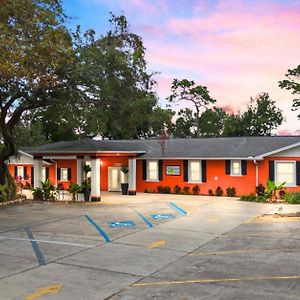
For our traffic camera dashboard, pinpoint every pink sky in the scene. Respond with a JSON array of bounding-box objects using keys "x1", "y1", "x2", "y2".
[{"x1": 81, "y1": 0, "x2": 300, "y2": 134}]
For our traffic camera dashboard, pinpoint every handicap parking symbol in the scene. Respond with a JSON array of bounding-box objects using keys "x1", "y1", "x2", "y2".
[
  {"x1": 109, "y1": 220, "x2": 136, "y2": 228},
  {"x1": 151, "y1": 214, "x2": 176, "y2": 220}
]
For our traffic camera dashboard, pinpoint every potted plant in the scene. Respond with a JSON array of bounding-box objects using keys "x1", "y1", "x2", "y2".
[
  {"x1": 121, "y1": 163, "x2": 129, "y2": 195},
  {"x1": 83, "y1": 164, "x2": 91, "y2": 180},
  {"x1": 81, "y1": 178, "x2": 91, "y2": 201}
]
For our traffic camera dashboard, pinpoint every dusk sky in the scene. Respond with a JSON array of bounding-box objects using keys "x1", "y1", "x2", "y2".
[{"x1": 63, "y1": 0, "x2": 300, "y2": 135}]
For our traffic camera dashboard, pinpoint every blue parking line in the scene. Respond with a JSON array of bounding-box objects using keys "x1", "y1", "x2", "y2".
[
  {"x1": 132, "y1": 209, "x2": 153, "y2": 228},
  {"x1": 84, "y1": 215, "x2": 111, "y2": 243},
  {"x1": 169, "y1": 202, "x2": 187, "y2": 216},
  {"x1": 24, "y1": 227, "x2": 46, "y2": 266}
]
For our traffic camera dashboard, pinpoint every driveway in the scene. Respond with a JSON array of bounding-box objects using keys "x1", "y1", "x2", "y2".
[{"x1": 0, "y1": 193, "x2": 299, "y2": 299}]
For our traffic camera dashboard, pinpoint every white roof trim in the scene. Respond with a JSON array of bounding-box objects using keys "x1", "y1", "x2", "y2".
[
  {"x1": 254, "y1": 141, "x2": 300, "y2": 159},
  {"x1": 30, "y1": 150, "x2": 147, "y2": 154}
]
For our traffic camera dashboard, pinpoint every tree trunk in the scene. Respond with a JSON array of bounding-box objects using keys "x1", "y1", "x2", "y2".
[
  {"x1": 0, "y1": 159, "x2": 16, "y2": 200},
  {"x1": 195, "y1": 107, "x2": 200, "y2": 138}
]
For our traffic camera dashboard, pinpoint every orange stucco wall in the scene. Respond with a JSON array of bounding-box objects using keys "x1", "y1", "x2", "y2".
[
  {"x1": 136, "y1": 159, "x2": 257, "y2": 196},
  {"x1": 56, "y1": 159, "x2": 77, "y2": 189},
  {"x1": 258, "y1": 156, "x2": 300, "y2": 192},
  {"x1": 8, "y1": 163, "x2": 56, "y2": 187}
]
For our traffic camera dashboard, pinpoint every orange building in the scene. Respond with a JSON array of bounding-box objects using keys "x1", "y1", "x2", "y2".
[{"x1": 6, "y1": 137, "x2": 300, "y2": 200}]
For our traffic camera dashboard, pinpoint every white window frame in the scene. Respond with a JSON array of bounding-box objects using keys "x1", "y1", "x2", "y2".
[
  {"x1": 147, "y1": 160, "x2": 159, "y2": 182},
  {"x1": 275, "y1": 161, "x2": 296, "y2": 187},
  {"x1": 17, "y1": 166, "x2": 24, "y2": 178},
  {"x1": 188, "y1": 160, "x2": 202, "y2": 183},
  {"x1": 42, "y1": 167, "x2": 46, "y2": 182},
  {"x1": 60, "y1": 168, "x2": 69, "y2": 182},
  {"x1": 230, "y1": 160, "x2": 242, "y2": 176}
]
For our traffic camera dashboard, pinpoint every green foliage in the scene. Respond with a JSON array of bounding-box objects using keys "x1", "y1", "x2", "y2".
[
  {"x1": 240, "y1": 193, "x2": 256, "y2": 202},
  {"x1": 265, "y1": 179, "x2": 285, "y2": 202},
  {"x1": 208, "y1": 189, "x2": 214, "y2": 196},
  {"x1": 172, "y1": 108, "x2": 195, "y2": 138},
  {"x1": 81, "y1": 180, "x2": 91, "y2": 192},
  {"x1": 173, "y1": 185, "x2": 181, "y2": 194},
  {"x1": 157, "y1": 186, "x2": 164, "y2": 193},
  {"x1": 279, "y1": 65, "x2": 300, "y2": 118},
  {"x1": 33, "y1": 179, "x2": 57, "y2": 201},
  {"x1": 256, "y1": 184, "x2": 265, "y2": 196},
  {"x1": 223, "y1": 93, "x2": 283, "y2": 136},
  {"x1": 215, "y1": 186, "x2": 223, "y2": 196},
  {"x1": 68, "y1": 182, "x2": 81, "y2": 201},
  {"x1": 182, "y1": 186, "x2": 190, "y2": 194},
  {"x1": 163, "y1": 186, "x2": 171, "y2": 194},
  {"x1": 0, "y1": 185, "x2": 8, "y2": 202},
  {"x1": 199, "y1": 107, "x2": 227, "y2": 137},
  {"x1": 168, "y1": 79, "x2": 216, "y2": 137},
  {"x1": 283, "y1": 192, "x2": 300, "y2": 204},
  {"x1": 226, "y1": 187, "x2": 236, "y2": 197},
  {"x1": 192, "y1": 185, "x2": 200, "y2": 195},
  {"x1": 121, "y1": 164, "x2": 129, "y2": 174}
]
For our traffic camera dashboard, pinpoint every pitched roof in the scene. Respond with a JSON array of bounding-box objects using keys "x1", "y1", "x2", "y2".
[{"x1": 26, "y1": 136, "x2": 300, "y2": 159}]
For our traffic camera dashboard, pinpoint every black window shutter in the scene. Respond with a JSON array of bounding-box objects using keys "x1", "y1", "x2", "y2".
[
  {"x1": 23, "y1": 166, "x2": 27, "y2": 179},
  {"x1": 269, "y1": 161, "x2": 275, "y2": 181},
  {"x1": 142, "y1": 160, "x2": 147, "y2": 180},
  {"x1": 57, "y1": 168, "x2": 61, "y2": 180},
  {"x1": 31, "y1": 167, "x2": 34, "y2": 185},
  {"x1": 296, "y1": 162, "x2": 300, "y2": 186},
  {"x1": 201, "y1": 160, "x2": 207, "y2": 182},
  {"x1": 14, "y1": 166, "x2": 17, "y2": 177},
  {"x1": 46, "y1": 167, "x2": 49, "y2": 180},
  {"x1": 241, "y1": 160, "x2": 247, "y2": 175},
  {"x1": 158, "y1": 160, "x2": 163, "y2": 181},
  {"x1": 183, "y1": 160, "x2": 189, "y2": 182},
  {"x1": 225, "y1": 160, "x2": 231, "y2": 175},
  {"x1": 68, "y1": 168, "x2": 72, "y2": 181}
]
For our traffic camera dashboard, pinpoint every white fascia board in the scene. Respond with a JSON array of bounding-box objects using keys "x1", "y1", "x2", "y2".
[
  {"x1": 255, "y1": 141, "x2": 300, "y2": 159},
  {"x1": 31, "y1": 151, "x2": 146, "y2": 154}
]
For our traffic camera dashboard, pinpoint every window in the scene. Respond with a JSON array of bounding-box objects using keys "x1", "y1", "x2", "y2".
[
  {"x1": 189, "y1": 161, "x2": 201, "y2": 183},
  {"x1": 275, "y1": 161, "x2": 295, "y2": 186},
  {"x1": 17, "y1": 166, "x2": 24, "y2": 178},
  {"x1": 147, "y1": 160, "x2": 158, "y2": 181},
  {"x1": 231, "y1": 160, "x2": 241, "y2": 176},
  {"x1": 60, "y1": 168, "x2": 69, "y2": 181}
]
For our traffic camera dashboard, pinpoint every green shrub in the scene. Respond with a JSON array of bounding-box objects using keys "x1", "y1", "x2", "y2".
[
  {"x1": 283, "y1": 192, "x2": 300, "y2": 204},
  {"x1": 173, "y1": 185, "x2": 181, "y2": 194},
  {"x1": 208, "y1": 189, "x2": 214, "y2": 196},
  {"x1": 32, "y1": 187, "x2": 43, "y2": 200},
  {"x1": 256, "y1": 184, "x2": 265, "y2": 196},
  {"x1": 0, "y1": 185, "x2": 8, "y2": 202},
  {"x1": 215, "y1": 186, "x2": 223, "y2": 196},
  {"x1": 192, "y1": 185, "x2": 200, "y2": 195},
  {"x1": 157, "y1": 186, "x2": 164, "y2": 193},
  {"x1": 68, "y1": 182, "x2": 81, "y2": 201},
  {"x1": 163, "y1": 186, "x2": 171, "y2": 194},
  {"x1": 256, "y1": 195, "x2": 267, "y2": 203},
  {"x1": 240, "y1": 193, "x2": 256, "y2": 202},
  {"x1": 182, "y1": 186, "x2": 190, "y2": 194},
  {"x1": 226, "y1": 187, "x2": 236, "y2": 197}
]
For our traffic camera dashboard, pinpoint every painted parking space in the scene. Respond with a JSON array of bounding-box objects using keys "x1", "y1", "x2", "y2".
[{"x1": 151, "y1": 213, "x2": 176, "y2": 220}]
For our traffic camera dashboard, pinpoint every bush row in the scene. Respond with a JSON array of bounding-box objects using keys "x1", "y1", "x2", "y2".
[{"x1": 144, "y1": 185, "x2": 237, "y2": 197}]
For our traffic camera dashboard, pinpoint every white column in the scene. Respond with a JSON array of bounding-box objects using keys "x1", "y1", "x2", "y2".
[
  {"x1": 33, "y1": 158, "x2": 43, "y2": 188},
  {"x1": 91, "y1": 157, "x2": 101, "y2": 201},
  {"x1": 128, "y1": 158, "x2": 136, "y2": 195},
  {"x1": 76, "y1": 157, "x2": 84, "y2": 185}
]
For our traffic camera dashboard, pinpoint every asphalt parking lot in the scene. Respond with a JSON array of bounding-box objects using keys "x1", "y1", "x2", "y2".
[{"x1": 0, "y1": 193, "x2": 299, "y2": 299}]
